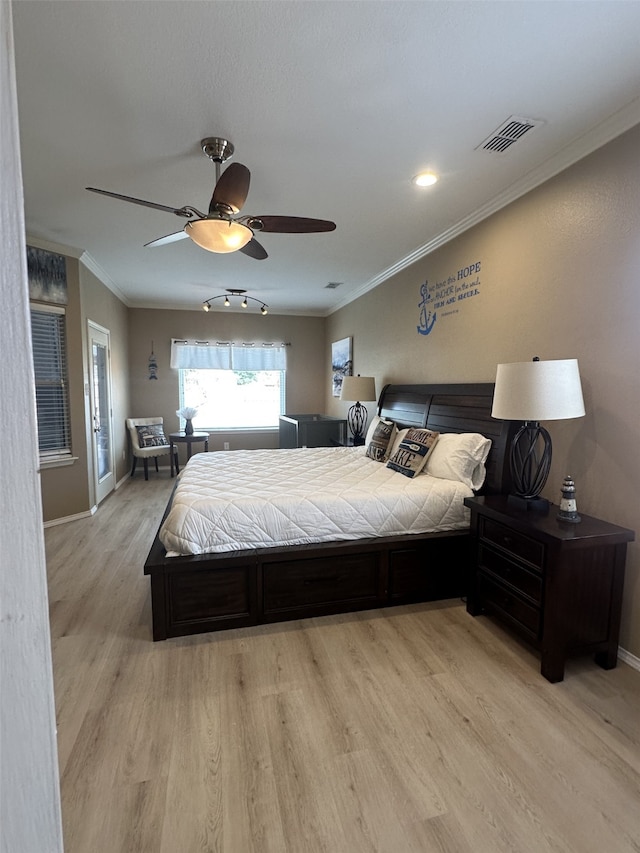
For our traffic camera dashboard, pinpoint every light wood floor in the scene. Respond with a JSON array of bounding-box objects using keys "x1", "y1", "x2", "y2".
[{"x1": 45, "y1": 475, "x2": 640, "y2": 853}]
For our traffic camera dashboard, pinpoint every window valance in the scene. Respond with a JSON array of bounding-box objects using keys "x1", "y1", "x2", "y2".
[{"x1": 170, "y1": 339, "x2": 288, "y2": 370}]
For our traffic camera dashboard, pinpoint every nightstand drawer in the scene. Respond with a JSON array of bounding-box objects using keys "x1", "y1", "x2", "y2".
[
  {"x1": 478, "y1": 544, "x2": 543, "y2": 603},
  {"x1": 478, "y1": 572, "x2": 541, "y2": 638},
  {"x1": 480, "y1": 517, "x2": 544, "y2": 569}
]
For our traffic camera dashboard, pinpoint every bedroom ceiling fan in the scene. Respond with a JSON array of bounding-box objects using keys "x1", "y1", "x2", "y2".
[{"x1": 86, "y1": 137, "x2": 336, "y2": 260}]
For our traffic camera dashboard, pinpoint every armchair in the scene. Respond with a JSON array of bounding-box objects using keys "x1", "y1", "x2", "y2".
[{"x1": 126, "y1": 417, "x2": 175, "y2": 480}]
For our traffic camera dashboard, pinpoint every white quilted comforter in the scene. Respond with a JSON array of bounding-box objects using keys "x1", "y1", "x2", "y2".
[{"x1": 159, "y1": 446, "x2": 474, "y2": 556}]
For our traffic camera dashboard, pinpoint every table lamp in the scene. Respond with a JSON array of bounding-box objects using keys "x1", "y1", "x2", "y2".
[
  {"x1": 491, "y1": 357, "x2": 585, "y2": 511},
  {"x1": 340, "y1": 375, "x2": 376, "y2": 445}
]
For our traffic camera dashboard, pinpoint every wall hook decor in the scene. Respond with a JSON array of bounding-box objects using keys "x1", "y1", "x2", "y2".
[{"x1": 148, "y1": 341, "x2": 158, "y2": 380}]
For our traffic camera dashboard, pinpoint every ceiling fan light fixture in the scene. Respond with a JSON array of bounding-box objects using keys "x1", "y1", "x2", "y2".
[
  {"x1": 186, "y1": 218, "x2": 253, "y2": 253},
  {"x1": 413, "y1": 171, "x2": 438, "y2": 187}
]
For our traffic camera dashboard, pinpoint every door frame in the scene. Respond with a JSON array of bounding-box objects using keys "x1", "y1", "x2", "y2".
[{"x1": 87, "y1": 320, "x2": 115, "y2": 505}]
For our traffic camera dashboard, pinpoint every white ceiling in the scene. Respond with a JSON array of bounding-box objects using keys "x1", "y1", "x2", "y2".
[{"x1": 12, "y1": 1, "x2": 640, "y2": 316}]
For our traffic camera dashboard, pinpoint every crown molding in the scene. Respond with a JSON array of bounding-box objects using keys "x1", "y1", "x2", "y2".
[
  {"x1": 26, "y1": 235, "x2": 82, "y2": 258},
  {"x1": 79, "y1": 251, "x2": 131, "y2": 306}
]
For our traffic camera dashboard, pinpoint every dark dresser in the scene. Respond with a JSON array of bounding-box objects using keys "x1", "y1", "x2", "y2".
[{"x1": 279, "y1": 414, "x2": 347, "y2": 448}]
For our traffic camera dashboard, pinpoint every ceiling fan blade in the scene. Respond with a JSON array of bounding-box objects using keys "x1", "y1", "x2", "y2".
[
  {"x1": 144, "y1": 230, "x2": 189, "y2": 248},
  {"x1": 86, "y1": 187, "x2": 194, "y2": 218},
  {"x1": 210, "y1": 163, "x2": 251, "y2": 214},
  {"x1": 239, "y1": 237, "x2": 268, "y2": 260},
  {"x1": 247, "y1": 215, "x2": 336, "y2": 233}
]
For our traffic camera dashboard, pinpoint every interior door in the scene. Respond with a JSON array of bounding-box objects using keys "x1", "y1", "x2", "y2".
[{"x1": 88, "y1": 322, "x2": 114, "y2": 504}]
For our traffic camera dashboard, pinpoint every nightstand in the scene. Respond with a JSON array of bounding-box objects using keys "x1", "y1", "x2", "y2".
[
  {"x1": 464, "y1": 495, "x2": 634, "y2": 682},
  {"x1": 169, "y1": 431, "x2": 209, "y2": 477}
]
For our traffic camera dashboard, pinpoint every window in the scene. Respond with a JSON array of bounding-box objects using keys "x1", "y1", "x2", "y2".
[
  {"x1": 171, "y1": 340, "x2": 287, "y2": 430},
  {"x1": 30, "y1": 304, "x2": 71, "y2": 457}
]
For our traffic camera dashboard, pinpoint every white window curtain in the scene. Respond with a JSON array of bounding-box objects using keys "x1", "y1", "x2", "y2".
[{"x1": 171, "y1": 339, "x2": 287, "y2": 371}]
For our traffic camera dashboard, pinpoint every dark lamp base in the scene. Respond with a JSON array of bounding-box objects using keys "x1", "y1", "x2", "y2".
[{"x1": 507, "y1": 494, "x2": 550, "y2": 514}]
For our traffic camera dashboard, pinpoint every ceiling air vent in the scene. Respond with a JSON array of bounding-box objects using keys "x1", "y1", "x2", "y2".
[
  {"x1": 477, "y1": 115, "x2": 543, "y2": 154},
  {"x1": 325, "y1": 281, "x2": 343, "y2": 289}
]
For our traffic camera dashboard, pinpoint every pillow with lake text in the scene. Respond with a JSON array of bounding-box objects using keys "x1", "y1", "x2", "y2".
[
  {"x1": 365, "y1": 417, "x2": 396, "y2": 462},
  {"x1": 386, "y1": 428, "x2": 439, "y2": 478},
  {"x1": 136, "y1": 424, "x2": 168, "y2": 448}
]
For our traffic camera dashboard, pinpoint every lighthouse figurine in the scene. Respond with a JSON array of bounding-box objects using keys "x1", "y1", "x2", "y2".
[{"x1": 557, "y1": 475, "x2": 581, "y2": 523}]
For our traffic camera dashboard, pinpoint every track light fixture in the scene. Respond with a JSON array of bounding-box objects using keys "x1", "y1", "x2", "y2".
[{"x1": 202, "y1": 289, "x2": 269, "y2": 315}]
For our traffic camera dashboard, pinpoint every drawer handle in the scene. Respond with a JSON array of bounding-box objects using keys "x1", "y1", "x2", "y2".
[{"x1": 304, "y1": 575, "x2": 341, "y2": 585}]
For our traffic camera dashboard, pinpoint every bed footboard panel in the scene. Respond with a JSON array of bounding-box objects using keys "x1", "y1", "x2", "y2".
[
  {"x1": 261, "y1": 547, "x2": 385, "y2": 623},
  {"x1": 145, "y1": 530, "x2": 470, "y2": 639},
  {"x1": 389, "y1": 532, "x2": 471, "y2": 604},
  {"x1": 145, "y1": 549, "x2": 259, "y2": 639}
]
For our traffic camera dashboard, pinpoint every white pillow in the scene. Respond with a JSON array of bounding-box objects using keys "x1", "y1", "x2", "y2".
[
  {"x1": 386, "y1": 427, "x2": 408, "y2": 460},
  {"x1": 423, "y1": 432, "x2": 492, "y2": 490}
]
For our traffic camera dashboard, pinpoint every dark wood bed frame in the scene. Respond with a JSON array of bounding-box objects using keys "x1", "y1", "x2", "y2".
[{"x1": 144, "y1": 383, "x2": 517, "y2": 640}]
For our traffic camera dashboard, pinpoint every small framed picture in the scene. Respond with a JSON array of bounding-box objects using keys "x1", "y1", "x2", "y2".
[
  {"x1": 331, "y1": 336, "x2": 352, "y2": 397},
  {"x1": 27, "y1": 245, "x2": 68, "y2": 305}
]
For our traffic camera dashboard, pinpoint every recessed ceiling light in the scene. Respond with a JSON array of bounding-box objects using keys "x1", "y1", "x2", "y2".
[{"x1": 413, "y1": 172, "x2": 438, "y2": 187}]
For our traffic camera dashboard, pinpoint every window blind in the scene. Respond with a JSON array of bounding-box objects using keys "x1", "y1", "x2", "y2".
[{"x1": 30, "y1": 305, "x2": 71, "y2": 456}]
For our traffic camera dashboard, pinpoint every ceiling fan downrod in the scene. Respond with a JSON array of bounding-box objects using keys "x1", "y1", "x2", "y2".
[{"x1": 201, "y1": 137, "x2": 234, "y2": 183}]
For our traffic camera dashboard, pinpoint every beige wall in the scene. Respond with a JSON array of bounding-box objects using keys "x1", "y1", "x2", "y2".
[
  {"x1": 37, "y1": 254, "x2": 130, "y2": 523},
  {"x1": 128, "y1": 307, "x2": 325, "y2": 463},
  {"x1": 326, "y1": 122, "x2": 640, "y2": 657}
]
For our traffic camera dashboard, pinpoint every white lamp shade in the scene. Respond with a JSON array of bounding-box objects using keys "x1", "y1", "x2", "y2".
[
  {"x1": 492, "y1": 359, "x2": 585, "y2": 421},
  {"x1": 186, "y1": 219, "x2": 253, "y2": 253},
  {"x1": 340, "y1": 375, "x2": 376, "y2": 402}
]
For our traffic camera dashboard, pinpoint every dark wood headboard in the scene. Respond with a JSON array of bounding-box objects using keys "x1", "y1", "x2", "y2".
[{"x1": 377, "y1": 383, "x2": 516, "y2": 495}]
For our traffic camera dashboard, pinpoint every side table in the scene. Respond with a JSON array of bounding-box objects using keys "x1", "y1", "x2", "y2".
[
  {"x1": 465, "y1": 494, "x2": 634, "y2": 682},
  {"x1": 169, "y1": 431, "x2": 209, "y2": 477}
]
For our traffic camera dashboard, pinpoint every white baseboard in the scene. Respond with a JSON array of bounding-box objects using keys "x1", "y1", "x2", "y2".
[
  {"x1": 618, "y1": 647, "x2": 640, "y2": 673},
  {"x1": 43, "y1": 506, "x2": 96, "y2": 528},
  {"x1": 114, "y1": 472, "x2": 130, "y2": 490},
  {"x1": 44, "y1": 469, "x2": 166, "y2": 526}
]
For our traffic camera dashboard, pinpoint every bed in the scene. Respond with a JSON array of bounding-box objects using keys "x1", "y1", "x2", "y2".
[{"x1": 144, "y1": 383, "x2": 516, "y2": 640}]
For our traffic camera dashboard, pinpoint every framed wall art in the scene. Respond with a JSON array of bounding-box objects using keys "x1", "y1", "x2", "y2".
[
  {"x1": 331, "y1": 336, "x2": 352, "y2": 397},
  {"x1": 26, "y1": 245, "x2": 68, "y2": 305}
]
